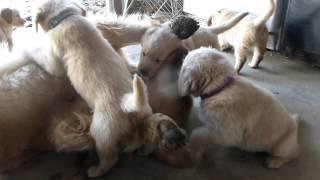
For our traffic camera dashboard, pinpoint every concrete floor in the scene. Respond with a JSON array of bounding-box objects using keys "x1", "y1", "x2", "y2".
[{"x1": 3, "y1": 46, "x2": 320, "y2": 180}]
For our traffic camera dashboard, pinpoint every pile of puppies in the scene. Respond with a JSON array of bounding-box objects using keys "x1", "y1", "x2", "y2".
[{"x1": 0, "y1": 0, "x2": 299, "y2": 178}]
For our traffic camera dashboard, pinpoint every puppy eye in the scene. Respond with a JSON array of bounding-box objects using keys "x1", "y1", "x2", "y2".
[{"x1": 155, "y1": 59, "x2": 161, "y2": 63}]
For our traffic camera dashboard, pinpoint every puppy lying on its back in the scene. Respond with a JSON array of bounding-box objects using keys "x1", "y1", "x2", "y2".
[
  {"x1": 178, "y1": 47, "x2": 299, "y2": 168},
  {"x1": 32, "y1": 0, "x2": 187, "y2": 177},
  {"x1": 0, "y1": 58, "x2": 186, "y2": 173},
  {"x1": 0, "y1": 7, "x2": 25, "y2": 51},
  {"x1": 207, "y1": 0, "x2": 275, "y2": 73}
]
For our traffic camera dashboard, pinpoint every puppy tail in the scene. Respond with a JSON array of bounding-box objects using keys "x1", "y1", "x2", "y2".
[
  {"x1": 51, "y1": 112, "x2": 94, "y2": 152},
  {"x1": 210, "y1": 12, "x2": 248, "y2": 34},
  {"x1": 0, "y1": 51, "x2": 32, "y2": 76},
  {"x1": 254, "y1": 0, "x2": 275, "y2": 27},
  {"x1": 121, "y1": 74, "x2": 152, "y2": 116},
  {"x1": 133, "y1": 74, "x2": 152, "y2": 114}
]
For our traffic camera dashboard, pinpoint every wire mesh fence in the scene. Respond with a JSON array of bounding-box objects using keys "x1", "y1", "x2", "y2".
[{"x1": 125, "y1": 0, "x2": 184, "y2": 19}]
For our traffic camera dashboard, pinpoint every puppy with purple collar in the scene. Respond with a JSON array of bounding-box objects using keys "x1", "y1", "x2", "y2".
[{"x1": 178, "y1": 47, "x2": 300, "y2": 169}]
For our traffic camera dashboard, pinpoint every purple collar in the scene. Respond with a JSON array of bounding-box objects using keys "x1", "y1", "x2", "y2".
[{"x1": 200, "y1": 76, "x2": 235, "y2": 100}]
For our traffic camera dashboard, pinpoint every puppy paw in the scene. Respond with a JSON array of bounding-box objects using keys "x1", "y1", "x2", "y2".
[
  {"x1": 248, "y1": 63, "x2": 259, "y2": 69},
  {"x1": 86, "y1": 166, "x2": 104, "y2": 178},
  {"x1": 265, "y1": 156, "x2": 287, "y2": 169}
]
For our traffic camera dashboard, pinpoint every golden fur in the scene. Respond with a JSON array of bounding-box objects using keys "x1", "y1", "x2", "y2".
[
  {"x1": 0, "y1": 60, "x2": 186, "y2": 173},
  {"x1": 95, "y1": 14, "x2": 160, "y2": 73},
  {"x1": 0, "y1": 62, "x2": 93, "y2": 171},
  {"x1": 207, "y1": 0, "x2": 275, "y2": 73},
  {"x1": 178, "y1": 47, "x2": 299, "y2": 168},
  {"x1": 0, "y1": 7, "x2": 25, "y2": 51},
  {"x1": 96, "y1": 16, "x2": 193, "y2": 167},
  {"x1": 31, "y1": 0, "x2": 187, "y2": 177},
  {"x1": 137, "y1": 12, "x2": 247, "y2": 79},
  {"x1": 32, "y1": 0, "x2": 133, "y2": 176}
]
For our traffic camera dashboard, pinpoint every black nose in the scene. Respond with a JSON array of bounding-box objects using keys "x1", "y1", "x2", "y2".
[{"x1": 139, "y1": 68, "x2": 149, "y2": 77}]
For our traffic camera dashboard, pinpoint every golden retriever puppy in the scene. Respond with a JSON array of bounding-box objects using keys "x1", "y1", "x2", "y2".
[
  {"x1": 144, "y1": 47, "x2": 192, "y2": 128},
  {"x1": 32, "y1": 0, "x2": 187, "y2": 177},
  {"x1": 142, "y1": 47, "x2": 193, "y2": 168},
  {"x1": 96, "y1": 17, "x2": 193, "y2": 167},
  {"x1": 207, "y1": 0, "x2": 275, "y2": 73},
  {"x1": 178, "y1": 47, "x2": 299, "y2": 169},
  {"x1": 0, "y1": 63, "x2": 186, "y2": 173},
  {"x1": 137, "y1": 13, "x2": 247, "y2": 78},
  {"x1": 0, "y1": 7, "x2": 25, "y2": 51},
  {"x1": 32, "y1": 0, "x2": 132, "y2": 177},
  {"x1": 138, "y1": 13, "x2": 248, "y2": 77}
]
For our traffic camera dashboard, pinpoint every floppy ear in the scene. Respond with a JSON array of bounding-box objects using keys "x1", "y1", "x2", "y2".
[
  {"x1": 1, "y1": 8, "x2": 13, "y2": 24},
  {"x1": 178, "y1": 71, "x2": 198, "y2": 96},
  {"x1": 170, "y1": 16, "x2": 200, "y2": 39}
]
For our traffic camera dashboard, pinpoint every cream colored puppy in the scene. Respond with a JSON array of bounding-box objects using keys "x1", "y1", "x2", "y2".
[
  {"x1": 138, "y1": 13, "x2": 247, "y2": 79},
  {"x1": 207, "y1": 0, "x2": 275, "y2": 73},
  {"x1": 178, "y1": 47, "x2": 299, "y2": 168},
  {"x1": 0, "y1": 7, "x2": 26, "y2": 51},
  {"x1": 32, "y1": 0, "x2": 133, "y2": 177}
]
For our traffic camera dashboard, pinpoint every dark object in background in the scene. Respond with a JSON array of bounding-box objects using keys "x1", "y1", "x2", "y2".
[
  {"x1": 170, "y1": 16, "x2": 200, "y2": 39},
  {"x1": 281, "y1": 0, "x2": 320, "y2": 65}
]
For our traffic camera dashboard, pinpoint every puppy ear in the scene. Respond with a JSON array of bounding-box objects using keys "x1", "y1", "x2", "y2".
[
  {"x1": 170, "y1": 16, "x2": 199, "y2": 39},
  {"x1": 1, "y1": 8, "x2": 13, "y2": 24},
  {"x1": 132, "y1": 74, "x2": 151, "y2": 114},
  {"x1": 179, "y1": 73, "x2": 198, "y2": 96}
]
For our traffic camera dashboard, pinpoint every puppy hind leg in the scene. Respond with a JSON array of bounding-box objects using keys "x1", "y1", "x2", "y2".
[
  {"x1": 234, "y1": 46, "x2": 248, "y2": 74},
  {"x1": 266, "y1": 131, "x2": 299, "y2": 169},
  {"x1": 87, "y1": 111, "x2": 120, "y2": 178},
  {"x1": 249, "y1": 43, "x2": 266, "y2": 68}
]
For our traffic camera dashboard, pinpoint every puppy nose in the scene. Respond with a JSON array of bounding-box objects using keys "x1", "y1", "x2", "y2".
[{"x1": 139, "y1": 68, "x2": 149, "y2": 77}]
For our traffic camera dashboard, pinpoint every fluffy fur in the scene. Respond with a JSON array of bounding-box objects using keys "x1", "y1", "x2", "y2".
[
  {"x1": 0, "y1": 7, "x2": 25, "y2": 51},
  {"x1": 32, "y1": 0, "x2": 134, "y2": 177},
  {"x1": 142, "y1": 47, "x2": 193, "y2": 167},
  {"x1": 207, "y1": 0, "x2": 275, "y2": 73},
  {"x1": 138, "y1": 13, "x2": 247, "y2": 79},
  {"x1": 96, "y1": 16, "x2": 193, "y2": 167},
  {"x1": 0, "y1": 59, "x2": 92, "y2": 171},
  {"x1": 178, "y1": 47, "x2": 299, "y2": 168},
  {"x1": 31, "y1": 0, "x2": 187, "y2": 177},
  {"x1": 95, "y1": 13, "x2": 160, "y2": 73},
  {"x1": 0, "y1": 60, "x2": 186, "y2": 173}
]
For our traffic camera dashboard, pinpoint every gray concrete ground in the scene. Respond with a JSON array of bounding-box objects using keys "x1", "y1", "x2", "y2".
[{"x1": 3, "y1": 46, "x2": 320, "y2": 180}]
